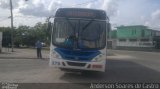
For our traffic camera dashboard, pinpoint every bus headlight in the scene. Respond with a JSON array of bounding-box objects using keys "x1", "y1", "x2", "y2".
[
  {"x1": 92, "y1": 54, "x2": 105, "y2": 62},
  {"x1": 51, "y1": 51, "x2": 62, "y2": 59}
]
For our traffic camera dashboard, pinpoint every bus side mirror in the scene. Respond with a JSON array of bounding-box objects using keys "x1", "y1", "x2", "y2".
[
  {"x1": 46, "y1": 22, "x2": 52, "y2": 42},
  {"x1": 47, "y1": 22, "x2": 51, "y2": 33},
  {"x1": 107, "y1": 23, "x2": 111, "y2": 38}
]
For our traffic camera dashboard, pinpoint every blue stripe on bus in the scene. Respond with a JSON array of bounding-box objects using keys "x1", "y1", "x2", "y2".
[{"x1": 54, "y1": 48, "x2": 100, "y2": 62}]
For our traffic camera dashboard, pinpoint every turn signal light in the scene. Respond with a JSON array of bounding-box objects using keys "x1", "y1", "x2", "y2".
[{"x1": 92, "y1": 65, "x2": 102, "y2": 68}]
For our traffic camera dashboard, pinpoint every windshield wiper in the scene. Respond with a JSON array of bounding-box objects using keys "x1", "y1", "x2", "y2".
[
  {"x1": 65, "y1": 18, "x2": 78, "y2": 49},
  {"x1": 65, "y1": 18, "x2": 75, "y2": 30},
  {"x1": 80, "y1": 20, "x2": 95, "y2": 41},
  {"x1": 82, "y1": 20, "x2": 94, "y2": 31}
]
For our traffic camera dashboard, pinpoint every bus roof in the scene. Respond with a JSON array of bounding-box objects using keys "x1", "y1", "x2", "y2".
[{"x1": 55, "y1": 8, "x2": 107, "y2": 20}]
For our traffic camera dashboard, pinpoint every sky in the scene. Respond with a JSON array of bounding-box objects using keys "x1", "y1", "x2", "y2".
[{"x1": 0, "y1": 0, "x2": 160, "y2": 30}]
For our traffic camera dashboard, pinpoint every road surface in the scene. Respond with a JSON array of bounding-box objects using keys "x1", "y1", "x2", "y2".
[{"x1": 0, "y1": 49, "x2": 160, "y2": 88}]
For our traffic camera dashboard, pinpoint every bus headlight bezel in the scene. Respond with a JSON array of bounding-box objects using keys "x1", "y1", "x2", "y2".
[
  {"x1": 51, "y1": 50, "x2": 62, "y2": 59},
  {"x1": 92, "y1": 54, "x2": 105, "y2": 62}
]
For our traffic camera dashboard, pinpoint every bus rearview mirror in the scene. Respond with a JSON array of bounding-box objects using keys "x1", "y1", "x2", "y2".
[
  {"x1": 107, "y1": 23, "x2": 111, "y2": 38},
  {"x1": 47, "y1": 22, "x2": 51, "y2": 33},
  {"x1": 107, "y1": 23, "x2": 111, "y2": 32}
]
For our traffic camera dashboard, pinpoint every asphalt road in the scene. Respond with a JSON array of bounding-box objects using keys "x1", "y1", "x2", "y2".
[{"x1": 0, "y1": 49, "x2": 160, "y2": 88}]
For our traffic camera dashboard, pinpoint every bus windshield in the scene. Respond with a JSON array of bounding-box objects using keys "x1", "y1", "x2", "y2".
[{"x1": 52, "y1": 18, "x2": 106, "y2": 50}]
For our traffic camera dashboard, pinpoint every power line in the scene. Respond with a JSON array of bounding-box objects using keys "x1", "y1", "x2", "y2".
[
  {"x1": 13, "y1": 16, "x2": 34, "y2": 18},
  {"x1": 0, "y1": 16, "x2": 39, "y2": 22},
  {"x1": 13, "y1": 15, "x2": 47, "y2": 19}
]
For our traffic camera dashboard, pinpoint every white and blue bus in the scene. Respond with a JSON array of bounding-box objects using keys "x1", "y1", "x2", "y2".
[{"x1": 48, "y1": 8, "x2": 110, "y2": 72}]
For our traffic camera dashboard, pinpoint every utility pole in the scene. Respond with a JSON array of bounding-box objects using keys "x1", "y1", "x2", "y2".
[{"x1": 9, "y1": 0, "x2": 14, "y2": 52}]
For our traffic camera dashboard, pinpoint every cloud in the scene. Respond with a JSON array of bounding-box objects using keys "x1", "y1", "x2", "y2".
[
  {"x1": 101, "y1": 0, "x2": 118, "y2": 17},
  {"x1": 0, "y1": 0, "x2": 62, "y2": 17},
  {"x1": 151, "y1": 9, "x2": 160, "y2": 20},
  {"x1": 0, "y1": 0, "x2": 9, "y2": 9},
  {"x1": 18, "y1": 0, "x2": 49, "y2": 17},
  {"x1": 18, "y1": 0, "x2": 62, "y2": 17},
  {"x1": 1, "y1": 0, "x2": 159, "y2": 30},
  {"x1": 84, "y1": 0, "x2": 119, "y2": 18},
  {"x1": 0, "y1": 0, "x2": 118, "y2": 18},
  {"x1": 0, "y1": 0, "x2": 20, "y2": 9},
  {"x1": 144, "y1": 9, "x2": 160, "y2": 29}
]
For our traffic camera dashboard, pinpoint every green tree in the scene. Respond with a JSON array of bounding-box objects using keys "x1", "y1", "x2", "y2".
[
  {"x1": 14, "y1": 25, "x2": 30, "y2": 47},
  {"x1": 0, "y1": 27, "x2": 11, "y2": 47},
  {"x1": 0, "y1": 22, "x2": 50, "y2": 48}
]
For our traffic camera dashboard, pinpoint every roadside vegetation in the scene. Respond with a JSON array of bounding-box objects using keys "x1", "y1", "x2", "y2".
[{"x1": 0, "y1": 22, "x2": 50, "y2": 48}]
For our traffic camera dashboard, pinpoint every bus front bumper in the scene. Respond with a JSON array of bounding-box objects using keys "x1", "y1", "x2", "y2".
[{"x1": 49, "y1": 58, "x2": 106, "y2": 72}]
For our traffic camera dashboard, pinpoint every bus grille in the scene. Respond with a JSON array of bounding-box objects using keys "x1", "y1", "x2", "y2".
[
  {"x1": 65, "y1": 56, "x2": 90, "y2": 61},
  {"x1": 67, "y1": 62, "x2": 86, "y2": 67}
]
